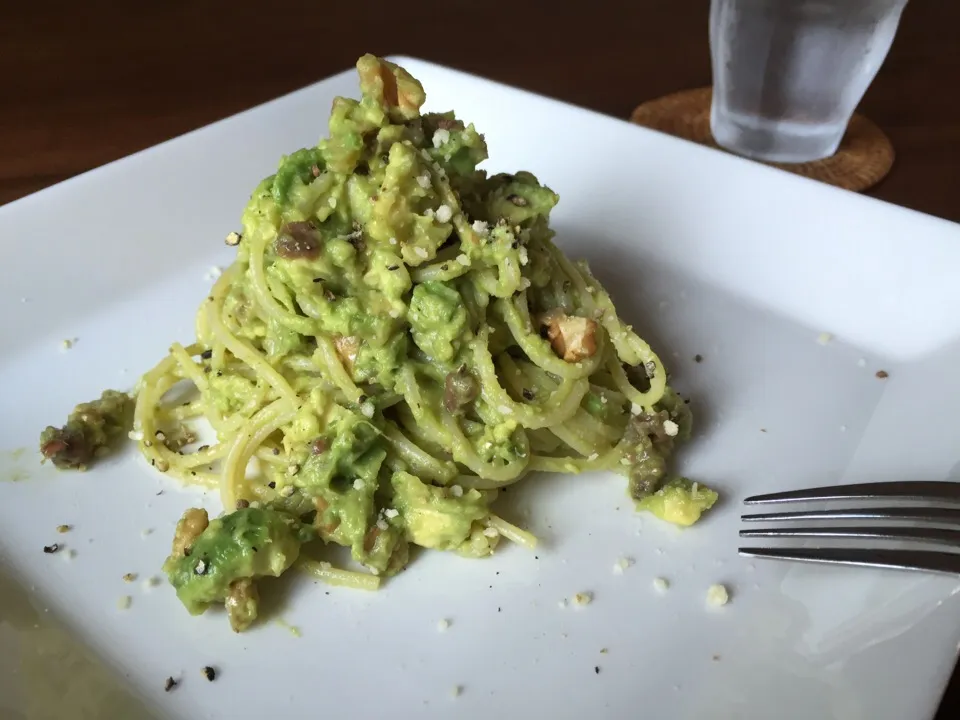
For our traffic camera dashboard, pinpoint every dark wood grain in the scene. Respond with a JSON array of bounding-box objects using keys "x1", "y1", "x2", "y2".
[{"x1": 2, "y1": 1, "x2": 958, "y2": 716}]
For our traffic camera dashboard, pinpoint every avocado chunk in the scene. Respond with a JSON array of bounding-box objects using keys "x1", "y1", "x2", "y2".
[
  {"x1": 408, "y1": 281, "x2": 468, "y2": 363},
  {"x1": 162, "y1": 507, "x2": 307, "y2": 632},
  {"x1": 39, "y1": 389, "x2": 133, "y2": 470},
  {"x1": 634, "y1": 478, "x2": 718, "y2": 527},
  {"x1": 390, "y1": 471, "x2": 492, "y2": 554}
]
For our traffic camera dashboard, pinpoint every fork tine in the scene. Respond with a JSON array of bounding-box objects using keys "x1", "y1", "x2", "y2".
[
  {"x1": 738, "y1": 547, "x2": 960, "y2": 575},
  {"x1": 739, "y1": 526, "x2": 960, "y2": 546},
  {"x1": 744, "y1": 481, "x2": 960, "y2": 505},
  {"x1": 742, "y1": 506, "x2": 960, "y2": 524}
]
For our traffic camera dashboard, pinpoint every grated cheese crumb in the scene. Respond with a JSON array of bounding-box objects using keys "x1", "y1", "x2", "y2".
[
  {"x1": 572, "y1": 592, "x2": 593, "y2": 607},
  {"x1": 451, "y1": 685, "x2": 462, "y2": 698},
  {"x1": 432, "y1": 128, "x2": 450, "y2": 147},
  {"x1": 417, "y1": 174, "x2": 431, "y2": 189},
  {"x1": 471, "y1": 220, "x2": 489, "y2": 235},
  {"x1": 857, "y1": 357, "x2": 867, "y2": 368},
  {"x1": 435, "y1": 204, "x2": 453, "y2": 223},
  {"x1": 482, "y1": 527, "x2": 499, "y2": 538},
  {"x1": 706, "y1": 584, "x2": 729, "y2": 607},
  {"x1": 630, "y1": 403, "x2": 643, "y2": 416},
  {"x1": 117, "y1": 595, "x2": 132, "y2": 610},
  {"x1": 557, "y1": 599, "x2": 568, "y2": 608},
  {"x1": 816, "y1": 332, "x2": 833, "y2": 346},
  {"x1": 450, "y1": 485, "x2": 463, "y2": 498},
  {"x1": 587, "y1": 452, "x2": 599, "y2": 461},
  {"x1": 414, "y1": 246, "x2": 429, "y2": 259},
  {"x1": 59, "y1": 338, "x2": 75, "y2": 352},
  {"x1": 376, "y1": 518, "x2": 388, "y2": 531},
  {"x1": 436, "y1": 618, "x2": 450, "y2": 632},
  {"x1": 204, "y1": 266, "x2": 223, "y2": 281},
  {"x1": 225, "y1": 231, "x2": 242, "y2": 246},
  {"x1": 388, "y1": 237, "x2": 397, "y2": 245},
  {"x1": 384, "y1": 508, "x2": 399, "y2": 519},
  {"x1": 663, "y1": 420, "x2": 679, "y2": 437},
  {"x1": 280, "y1": 485, "x2": 295, "y2": 497},
  {"x1": 353, "y1": 478, "x2": 364, "y2": 491},
  {"x1": 328, "y1": 196, "x2": 337, "y2": 208},
  {"x1": 122, "y1": 573, "x2": 137, "y2": 583},
  {"x1": 456, "y1": 253, "x2": 470, "y2": 266},
  {"x1": 360, "y1": 402, "x2": 375, "y2": 418},
  {"x1": 498, "y1": 404, "x2": 514, "y2": 415},
  {"x1": 127, "y1": 431, "x2": 144, "y2": 441},
  {"x1": 612, "y1": 557, "x2": 634, "y2": 575},
  {"x1": 652, "y1": 577, "x2": 669, "y2": 592},
  {"x1": 63, "y1": 549, "x2": 77, "y2": 561},
  {"x1": 518, "y1": 246, "x2": 529, "y2": 265},
  {"x1": 518, "y1": 278, "x2": 531, "y2": 290}
]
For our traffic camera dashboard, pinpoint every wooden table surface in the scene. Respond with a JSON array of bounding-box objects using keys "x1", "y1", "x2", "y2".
[{"x1": 2, "y1": 0, "x2": 958, "y2": 716}]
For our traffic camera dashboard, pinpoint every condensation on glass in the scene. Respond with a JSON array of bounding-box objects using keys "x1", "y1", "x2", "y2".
[{"x1": 710, "y1": 0, "x2": 909, "y2": 163}]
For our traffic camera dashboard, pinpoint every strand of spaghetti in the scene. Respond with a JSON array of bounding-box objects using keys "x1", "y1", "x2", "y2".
[
  {"x1": 296, "y1": 558, "x2": 381, "y2": 591},
  {"x1": 248, "y1": 229, "x2": 317, "y2": 335},
  {"x1": 487, "y1": 514, "x2": 537, "y2": 549},
  {"x1": 543, "y1": 238, "x2": 599, "y2": 315},
  {"x1": 545, "y1": 241, "x2": 666, "y2": 405},
  {"x1": 470, "y1": 333, "x2": 587, "y2": 429},
  {"x1": 313, "y1": 336, "x2": 362, "y2": 403},
  {"x1": 397, "y1": 365, "x2": 453, "y2": 448},
  {"x1": 382, "y1": 422, "x2": 457, "y2": 483},
  {"x1": 133, "y1": 364, "x2": 220, "y2": 487},
  {"x1": 176, "y1": 443, "x2": 229, "y2": 469},
  {"x1": 605, "y1": 353, "x2": 665, "y2": 411},
  {"x1": 455, "y1": 468, "x2": 530, "y2": 490},
  {"x1": 440, "y1": 410, "x2": 530, "y2": 482},
  {"x1": 207, "y1": 290, "x2": 299, "y2": 406},
  {"x1": 497, "y1": 294, "x2": 601, "y2": 379},
  {"x1": 410, "y1": 254, "x2": 471, "y2": 284},
  {"x1": 566, "y1": 408, "x2": 623, "y2": 443},
  {"x1": 169, "y1": 342, "x2": 211, "y2": 394},
  {"x1": 527, "y1": 427, "x2": 563, "y2": 453},
  {"x1": 220, "y1": 399, "x2": 298, "y2": 509},
  {"x1": 498, "y1": 354, "x2": 590, "y2": 428},
  {"x1": 526, "y1": 436, "x2": 628, "y2": 473},
  {"x1": 550, "y1": 421, "x2": 604, "y2": 457}
]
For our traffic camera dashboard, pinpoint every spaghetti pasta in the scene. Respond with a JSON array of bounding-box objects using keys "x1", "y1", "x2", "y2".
[{"x1": 122, "y1": 55, "x2": 712, "y2": 631}]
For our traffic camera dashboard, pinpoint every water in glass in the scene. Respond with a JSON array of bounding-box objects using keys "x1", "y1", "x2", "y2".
[{"x1": 710, "y1": 0, "x2": 909, "y2": 163}]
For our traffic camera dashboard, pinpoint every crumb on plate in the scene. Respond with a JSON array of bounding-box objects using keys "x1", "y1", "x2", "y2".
[
  {"x1": 706, "y1": 583, "x2": 729, "y2": 607},
  {"x1": 572, "y1": 591, "x2": 593, "y2": 607},
  {"x1": 652, "y1": 577, "x2": 669, "y2": 592}
]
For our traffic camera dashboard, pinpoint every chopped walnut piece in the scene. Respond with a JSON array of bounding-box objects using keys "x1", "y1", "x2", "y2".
[
  {"x1": 171, "y1": 508, "x2": 209, "y2": 557},
  {"x1": 541, "y1": 311, "x2": 598, "y2": 362}
]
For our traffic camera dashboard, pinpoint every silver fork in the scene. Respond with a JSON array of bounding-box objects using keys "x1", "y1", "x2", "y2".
[{"x1": 738, "y1": 481, "x2": 960, "y2": 575}]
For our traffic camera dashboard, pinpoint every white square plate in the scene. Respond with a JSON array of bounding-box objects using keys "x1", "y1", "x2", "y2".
[{"x1": 2, "y1": 57, "x2": 960, "y2": 720}]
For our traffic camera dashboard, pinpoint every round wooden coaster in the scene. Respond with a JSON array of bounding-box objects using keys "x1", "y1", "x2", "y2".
[{"x1": 629, "y1": 87, "x2": 894, "y2": 192}]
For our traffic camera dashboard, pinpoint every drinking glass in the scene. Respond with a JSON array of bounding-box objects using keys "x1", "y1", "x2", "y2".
[{"x1": 709, "y1": 0, "x2": 909, "y2": 163}]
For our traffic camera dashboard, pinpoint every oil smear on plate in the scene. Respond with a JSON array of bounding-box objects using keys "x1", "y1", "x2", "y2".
[{"x1": 0, "y1": 566, "x2": 158, "y2": 720}]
